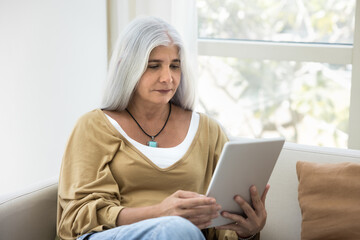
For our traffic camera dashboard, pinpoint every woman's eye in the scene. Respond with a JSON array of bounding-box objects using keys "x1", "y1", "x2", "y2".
[
  {"x1": 171, "y1": 65, "x2": 180, "y2": 69},
  {"x1": 148, "y1": 65, "x2": 159, "y2": 69}
]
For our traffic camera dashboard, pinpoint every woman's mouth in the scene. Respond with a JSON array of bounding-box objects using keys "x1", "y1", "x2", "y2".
[{"x1": 156, "y1": 89, "x2": 172, "y2": 94}]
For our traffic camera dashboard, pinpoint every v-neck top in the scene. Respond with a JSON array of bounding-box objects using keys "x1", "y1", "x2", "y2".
[
  {"x1": 104, "y1": 111, "x2": 200, "y2": 168},
  {"x1": 57, "y1": 109, "x2": 229, "y2": 240}
]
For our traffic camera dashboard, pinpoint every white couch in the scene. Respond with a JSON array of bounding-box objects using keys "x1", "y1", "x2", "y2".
[{"x1": 1, "y1": 142, "x2": 359, "y2": 240}]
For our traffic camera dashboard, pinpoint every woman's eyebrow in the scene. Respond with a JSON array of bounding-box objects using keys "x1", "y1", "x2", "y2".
[{"x1": 148, "y1": 59, "x2": 181, "y2": 63}]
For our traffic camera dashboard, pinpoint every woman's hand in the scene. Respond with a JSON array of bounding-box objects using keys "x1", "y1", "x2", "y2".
[
  {"x1": 156, "y1": 190, "x2": 221, "y2": 229},
  {"x1": 215, "y1": 184, "x2": 270, "y2": 238}
]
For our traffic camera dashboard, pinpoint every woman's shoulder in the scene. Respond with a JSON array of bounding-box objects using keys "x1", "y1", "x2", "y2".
[
  {"x1": 196, "y1": 112, "x2": 229, "y2": 148},
  {"x1": 72, "y1": 109, "x2": 116, "y2": 135},
  {"x1": 73, "y1": 109, "x2": 102, "y2": 125},
  {"x1": 198, "y1": 112, "x2": 224, "y2": 130}
]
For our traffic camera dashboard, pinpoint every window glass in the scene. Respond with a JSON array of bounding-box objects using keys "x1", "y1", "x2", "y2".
[
  {"x1": 198, "y1": 0, "x2": 355, "y2": 44},
  {"x1": 196, "y1": 56, "x2": 351, "y2": 148}
]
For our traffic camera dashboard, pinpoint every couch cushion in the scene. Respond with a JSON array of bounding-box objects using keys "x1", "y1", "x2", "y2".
[
  {"x1": 297, "y1": 161, "x2": 360, "y2": 240},
  {"x1": 261, "y1": 142, "x2": 360, "y2": 240},
  {"x1": 0, "y1": 179, "x2": 58, "y2": 240}
]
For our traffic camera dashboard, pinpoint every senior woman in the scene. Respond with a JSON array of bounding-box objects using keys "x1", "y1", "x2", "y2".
[{"x1": 56, "y1": 17, "x2": 268, "y2": 240}]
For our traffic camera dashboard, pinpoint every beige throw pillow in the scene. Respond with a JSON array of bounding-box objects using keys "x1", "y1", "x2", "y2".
[{"x1": 296, "y1": 161, "x2": 360, "y2": 240}]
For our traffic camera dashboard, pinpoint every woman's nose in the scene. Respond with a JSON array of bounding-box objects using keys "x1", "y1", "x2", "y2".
[{"x1": 159, "y1": 67, "x2": 173, "y2": 83}]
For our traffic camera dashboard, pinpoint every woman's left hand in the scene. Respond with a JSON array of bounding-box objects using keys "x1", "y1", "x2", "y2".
[{"x1": 215, "y1": 184, "x2": 270, "y2": 238}]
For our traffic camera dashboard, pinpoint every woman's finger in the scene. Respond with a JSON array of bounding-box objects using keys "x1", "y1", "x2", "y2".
[
  {"x1": 172, "y1": 190, "x2": 218, "y2": 208},
  {"x1": 187, "y1": 212, "x2": 218, "y2": 225},
  {"x1": 220, "y1": 210, "x2": 249, "y2": 228},
  {"x1": 186, "y1": 210, "x2": 219, "y2": 229},
  {"x1": 249, "y1": 186, "x2": 263, "y2": 214},
  {"x1": 233, "y1": 195, "x2": 257, "y2": 220},
  {"x1": 217, "y1": 211, "x2": 262, "y2": 236},
  {"x1": 215, "y1": 220, "x2": 253, "y2": 238},
  {"x1": 261, "y1": 184, "x2": 270, "y2": 206},
  {"x1": 179, "y1": 197, "x2": 218, "y2": 209},
  {"x1": 180, "y1": 203, "x2": 221, "y2": 219},
  {"x1": 174, "y1": 190, "x2": 204, "y2": 199}
]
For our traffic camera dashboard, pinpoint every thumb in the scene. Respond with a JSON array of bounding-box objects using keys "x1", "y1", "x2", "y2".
[{"x1": 261, "y1": 184, "x2": 270, "y2": 207}]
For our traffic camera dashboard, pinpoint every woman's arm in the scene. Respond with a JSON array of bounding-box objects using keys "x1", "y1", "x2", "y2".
[
  {"x1": 117, "y1": 190, "x2": 221, "y2": 229},
  {"x1": 57, "y1": 110, "x2": 124, "y2": 239}
]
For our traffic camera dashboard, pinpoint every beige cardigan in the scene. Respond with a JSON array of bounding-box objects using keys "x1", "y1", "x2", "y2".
[{"x1": 57, "y1": 109, "x2": 251, "y2": 240}]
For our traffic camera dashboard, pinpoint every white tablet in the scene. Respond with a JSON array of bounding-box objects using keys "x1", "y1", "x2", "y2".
[{"x1": 206, "y1": 137, "x2": 285, "y2": 227}]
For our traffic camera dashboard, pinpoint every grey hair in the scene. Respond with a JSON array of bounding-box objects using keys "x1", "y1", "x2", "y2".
[{"x1": 101, "y1": 16, "x2": 196, "y2": 111}]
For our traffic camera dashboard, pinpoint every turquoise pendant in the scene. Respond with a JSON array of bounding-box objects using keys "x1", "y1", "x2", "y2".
[{"x1": 147, "y1": 140, "x2": 158, "y2": 148}]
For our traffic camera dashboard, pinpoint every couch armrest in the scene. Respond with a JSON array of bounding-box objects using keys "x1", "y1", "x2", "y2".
[{"x1": 0, "y1": 178, "x2": 58, "y2": 240}]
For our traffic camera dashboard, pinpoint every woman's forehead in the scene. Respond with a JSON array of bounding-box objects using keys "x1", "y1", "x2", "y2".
[{"x1": 149, "y1": 45, "x2": 179, "y2": 60}]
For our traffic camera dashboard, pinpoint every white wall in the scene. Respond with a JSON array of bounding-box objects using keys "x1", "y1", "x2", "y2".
[{"x1": 0, "y1": 0, "x2": 107, "y2": 196}]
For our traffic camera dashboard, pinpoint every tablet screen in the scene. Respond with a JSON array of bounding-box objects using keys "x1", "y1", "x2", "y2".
[{"x1": 206, "y1": 138, "x2": 285, "y2": 227}]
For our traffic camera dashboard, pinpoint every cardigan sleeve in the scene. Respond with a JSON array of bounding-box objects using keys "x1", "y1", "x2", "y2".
[{"x1": 57, "y1": 110, "x2": 124, "y2": 240}]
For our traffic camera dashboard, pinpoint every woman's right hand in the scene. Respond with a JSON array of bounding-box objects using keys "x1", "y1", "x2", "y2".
[{"x1": 156, "y1": 190, "x2": 221, "y2": 229}]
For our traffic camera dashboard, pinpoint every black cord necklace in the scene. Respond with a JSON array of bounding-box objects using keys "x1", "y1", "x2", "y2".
[{"x1": 125, "y1": 103, "x2": 171, "y2": 148}]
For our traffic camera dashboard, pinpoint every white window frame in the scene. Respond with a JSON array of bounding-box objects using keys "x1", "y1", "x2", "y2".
[
  {"x1": 107, "y1": 0, "x2": 360, "y2": 149},
  {"x1": 349, "y1": 1, "x2": 360, "y2": 150},
  {"x1": 198, "y1": 1, "x2": 360, "y2": 150}
]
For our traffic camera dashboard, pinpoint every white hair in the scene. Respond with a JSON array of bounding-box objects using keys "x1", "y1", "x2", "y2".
[{"x1": 101, "y1": 16, "x2": 196, "y2": 111}]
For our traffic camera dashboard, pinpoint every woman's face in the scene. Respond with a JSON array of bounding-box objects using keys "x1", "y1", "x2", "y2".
[{"x1": 133, "y1": 44, "x2": 181, "y2": 106}]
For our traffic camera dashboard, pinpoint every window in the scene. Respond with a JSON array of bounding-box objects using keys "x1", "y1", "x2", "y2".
[
  {"x1": 198, "y1": 0, "x2": 355, "y2": 43},
  {"x1": 197, "y1": 0, "x2": 357, "y2": 148}
]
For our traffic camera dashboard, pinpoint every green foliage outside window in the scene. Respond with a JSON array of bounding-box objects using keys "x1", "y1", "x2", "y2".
[{"x1": 197, "y1": 0, "x2": 354, "y2": 147}]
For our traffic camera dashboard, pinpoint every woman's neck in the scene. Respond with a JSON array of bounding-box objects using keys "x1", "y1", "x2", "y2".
[{"x1": 126, "y1": 101, "x2": 171, "y2": 122}]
